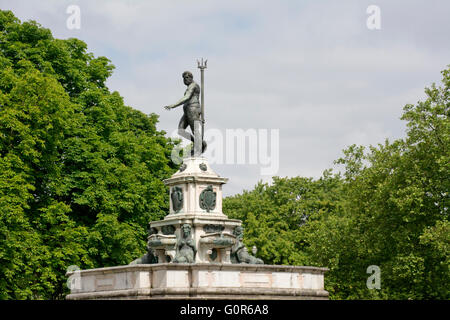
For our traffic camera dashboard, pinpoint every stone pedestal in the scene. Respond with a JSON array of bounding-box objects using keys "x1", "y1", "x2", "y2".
[
  {"x1": 66, "y1": 264, "x2": 329, "y2": 300},
  {"x1": 65, "y1": 156, "x2": 329, "y2": 300},
  {"x1": 148, "y1": 156, "x2": 241, "y2": 264}
]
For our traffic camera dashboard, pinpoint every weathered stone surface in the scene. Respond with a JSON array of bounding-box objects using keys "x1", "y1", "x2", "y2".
[
  {"x1": 66, "y1": 264, "x2": 328, "y2": 300},
  {"x1": 163, "y1": 157, "x2": 227, "y2": 217}
]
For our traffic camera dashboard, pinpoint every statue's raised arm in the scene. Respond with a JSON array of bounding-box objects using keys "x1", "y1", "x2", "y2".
[{"x1": 164, "y1": 78, "x2": 197, "y2": 110}]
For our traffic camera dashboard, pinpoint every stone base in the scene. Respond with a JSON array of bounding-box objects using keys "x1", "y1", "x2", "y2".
[{"x1": 66, "y1": 264, "x2": 328, "y2": 300}]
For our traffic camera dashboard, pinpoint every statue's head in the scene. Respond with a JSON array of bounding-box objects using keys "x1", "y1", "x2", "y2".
[
  {"x1": 181, "y1": 223, "x2": 191, "y2": 236},
  {"x1": 182, "y1": 71, "x2": 193, "y2": 85},
  {"x1": 233, "y1": 226, "x2": 244, "y2": 238}
]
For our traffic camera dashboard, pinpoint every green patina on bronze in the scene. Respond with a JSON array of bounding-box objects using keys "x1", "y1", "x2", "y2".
[
  {"x1": 209, "y1": 248, "x2": 218, "y2": 261},
  {"x1": 199, "y1": 185, "x2": 216, "y2": 212},
  {"x1": 130, "y1": 227, "x2": 159, "y2": 264},
  {"x1": 203, "y1": 224, "x2": 225, "y2": 233},
  {"x1": 213, "y1": 237, "x2": 233, "y2": 246},
  {"x1": 170, "y1": 186, "x2": 183, "y2": 213},
  {"x1": 161, "y1": 225, "x2": 176, "y2": 235},
  {"x1": 163, "y1": 69, "x2": 207, "y2": 155},
  {"x1": 148, "y1": 239, "x2": 162, "y2": 247},
  {"x1": 231, "y1": 226, "x2": 264, "y2": 265},
  {"x1": 199, "y1": 163, "x2": 207, "y2": 171},
  {"x1": 173, "y1": 224, "x2": 197, "y2": 263}
]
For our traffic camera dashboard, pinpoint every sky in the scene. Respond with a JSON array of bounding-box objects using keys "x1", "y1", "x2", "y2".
[{"x1": 1, "y1": 0, "x2": 449, "y2": 196}]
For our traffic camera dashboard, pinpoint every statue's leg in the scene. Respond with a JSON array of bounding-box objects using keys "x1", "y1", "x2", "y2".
[
  {"x1": 187, "y1": 117, "x2": 195, "y2": 140},
  {"x1": 178, "y1": 114, "x2": 195, "y2": 142},
  {"x1": 188, "y1": 112, "x2": 207, "y2": 154}
]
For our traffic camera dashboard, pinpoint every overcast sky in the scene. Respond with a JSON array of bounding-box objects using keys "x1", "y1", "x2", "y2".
[{"x1": 1, "y1": 0, "x2": 449, "y2": 196}]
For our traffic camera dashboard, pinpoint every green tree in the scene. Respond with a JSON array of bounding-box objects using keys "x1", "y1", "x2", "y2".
[
  {"x1": 0, "y1": 10, "x2": 177, "y2": 299},
  {"x1": 224, "y1": 172, "x2": 344, "y2": 266},
  {"x1": 319, "y1": 66, "x2": 449, "y2": 299}
]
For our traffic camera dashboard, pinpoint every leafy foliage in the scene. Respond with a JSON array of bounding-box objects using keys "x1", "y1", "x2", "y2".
[
  {"x1": 224, "y1": 173, "x2": 343, "y2": 266},
  {"x1": 0, "y1": 10, "x2": 177, "y2": 299}
]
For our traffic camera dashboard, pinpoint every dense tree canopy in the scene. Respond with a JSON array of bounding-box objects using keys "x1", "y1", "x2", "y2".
[
  {"x1": 224, "y1": 66, "x2": 449, "y2": 299},
  {"x1": 0, "y1": 10, "x2": 177, "y2": 299}
]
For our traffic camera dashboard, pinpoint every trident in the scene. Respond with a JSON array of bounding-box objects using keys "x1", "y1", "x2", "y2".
[{"x1": 197, "y1": 58, "x2": 207, "y2": 142}]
